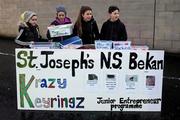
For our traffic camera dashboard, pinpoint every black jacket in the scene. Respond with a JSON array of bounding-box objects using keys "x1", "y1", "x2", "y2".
[
  {"x1": 15, "y1": 23, "x2": 41, "y2": 46},
  {"x1": 73, "y1": 19, "x2": 100, "y2": 44},
  {"x1": 100, "y1": 19, "x2": 127, "y2": 41}
]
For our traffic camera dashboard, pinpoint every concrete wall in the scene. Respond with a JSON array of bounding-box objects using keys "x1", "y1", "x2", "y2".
[
  {"x1": 0, "y1": 0, "x2": 180, "y2": 52},
  {"x1": 155, "y1": 0, "x2": 180, "y2": 52}
]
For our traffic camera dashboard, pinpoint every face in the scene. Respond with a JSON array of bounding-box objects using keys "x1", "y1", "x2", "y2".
[
  {"x1": 82, "y1": 10, "x2": 92, "y2": 22},
  {"x1": 57, "y1": 12, "x2": 66, "y2": 21},
  {"x1": 29, "y1": 15, "x2": 38, "y2": 26},
  {"x1": 109, "y1": 10, "x2": 120, "y2": 22}
]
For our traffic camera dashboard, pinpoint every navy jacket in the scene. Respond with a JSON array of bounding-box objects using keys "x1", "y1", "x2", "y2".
[{"x1": 100, "y1": 19, "x2": 127, "y2": 41}]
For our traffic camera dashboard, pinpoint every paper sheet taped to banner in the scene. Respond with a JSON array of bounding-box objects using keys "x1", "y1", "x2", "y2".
[
  {"x1": 113, "y1": 41, "x2": 131, "y2": 50},
  {"x1": 95, "y1": 40, "x2": 112, "y2": 49}
]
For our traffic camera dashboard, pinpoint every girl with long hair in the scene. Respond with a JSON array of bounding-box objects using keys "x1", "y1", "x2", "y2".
[{"x1": 73, "y1": 6, "x2": 100, "y2": 44}]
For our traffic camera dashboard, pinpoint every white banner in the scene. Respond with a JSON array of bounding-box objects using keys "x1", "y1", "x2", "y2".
[{"x1": 15, "y1": 49, "x2": 164, "y2": 111}]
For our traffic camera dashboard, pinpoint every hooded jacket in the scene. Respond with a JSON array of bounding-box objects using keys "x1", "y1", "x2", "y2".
[{"x1": 15, "y1": 22, "x2": 41, "y2": 46}]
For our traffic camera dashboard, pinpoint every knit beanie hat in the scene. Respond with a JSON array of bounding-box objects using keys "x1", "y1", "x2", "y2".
[
  {"x1": 22, "y1": 11, "x2": 37, "y2": 22},
  {"x1": 56, "y1": 5, "x2": 66, "y2": 15}
]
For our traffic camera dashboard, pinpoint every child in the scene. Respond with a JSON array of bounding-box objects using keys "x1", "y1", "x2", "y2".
[
  {"x1": 100, "y1": 6, "x2": 127, "y2": 41},
  {"x1": 73, "y1": 6, "x2": 100, "y2": 44},
  {"x1": 47, "y1": 5, "x2": 72, "y2": 42},
  {"x1": 15, "y1": 11, "x2": 42, "y2": 47}
]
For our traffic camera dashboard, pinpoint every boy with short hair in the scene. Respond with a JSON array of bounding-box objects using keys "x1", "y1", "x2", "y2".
[{"x1": 100, "y1": 6, "x2": 127, "y2": 41}]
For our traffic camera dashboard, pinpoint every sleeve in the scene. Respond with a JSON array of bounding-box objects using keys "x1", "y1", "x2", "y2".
[
  {"x1": 36, "y1": 26, "x2": 43, "y2": 41},
  {"x1": 100, "y1": 23, "x2": 106, "y2": 40},
  {"x1": 121, "y1": 23, "x2": 128, "y2": 41},
  {"x1": 67, "y1": 18, "x2": 72, "y2": 24},
  {"x1": 93, "y1": 21, "x2": 100, "y2": 40},
  {"x1": 14, "y1": 29, "x2": 31, "y2": 46},
  {"x1": 46, "y1": 29, "x2": 51, "y2": 40},
  {"x1": 72, "y1": 23, "x2": 78, "y2": 36},
  {"x1": 46, "y1": 21, "x2": 55, "y2": 40}
]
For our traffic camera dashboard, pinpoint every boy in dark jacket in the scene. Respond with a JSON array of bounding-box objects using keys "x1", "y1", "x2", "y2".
[{"x1": 100, "y1": 6, "x2": 127, "y2": 41}]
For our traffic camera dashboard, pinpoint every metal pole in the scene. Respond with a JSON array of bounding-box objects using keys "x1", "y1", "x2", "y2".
[{"x1": 153, "y1": 0, "x2": 157, "y2": 48}]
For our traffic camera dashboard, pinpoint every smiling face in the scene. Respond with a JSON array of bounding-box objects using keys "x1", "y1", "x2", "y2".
[
  {"x1": 109, "y1": 10, "x2": 120, "y2": 22},
  {"x1": 29, "y1": 15, "x2": 38, "y2": 26},
  {"x1": 82, "y1": 10, "x2": 93, "y2": 22}
]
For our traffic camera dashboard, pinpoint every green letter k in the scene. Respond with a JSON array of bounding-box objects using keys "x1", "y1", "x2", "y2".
[{"x1": 19, "y1": 74, "x2": 34, "y2": 108}]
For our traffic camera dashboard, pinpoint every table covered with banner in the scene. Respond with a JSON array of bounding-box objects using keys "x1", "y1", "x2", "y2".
[{"x1": 15, "y1": 48, "x2": 164, "y2": 111}]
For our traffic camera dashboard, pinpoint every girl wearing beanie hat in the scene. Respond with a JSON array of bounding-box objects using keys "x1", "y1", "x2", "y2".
[
  {"x1": 15, "y1": 11, "x2": 42, "y2": 47},
  {"x1": 47, "y1": 5, "x2": 72, "y2": 42}
]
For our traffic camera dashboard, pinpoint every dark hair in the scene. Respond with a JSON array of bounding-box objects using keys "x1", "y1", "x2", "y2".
[
  {"x1": 108, "y1": 6, "x2": 119, "y2": 13},
  {"x1": 75, "y1": 6, "x2": 92, "y2": 37}
]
